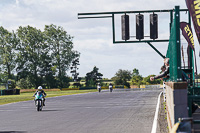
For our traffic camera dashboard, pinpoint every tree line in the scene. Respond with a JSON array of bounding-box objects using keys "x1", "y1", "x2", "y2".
[
  {"x1": 84, "y1": 67, "x2": 162, "y2": 88},
  {"x1": 111, "y1": 68, "x2": 162, "y2": 88},
  {"x1": 0, "y1": 24, "x2": 79, "y2": 89}
]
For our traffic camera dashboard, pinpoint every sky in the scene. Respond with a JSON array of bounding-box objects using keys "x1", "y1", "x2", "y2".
[{"x1": 0, "y1": 0, "x2": 199, "y2": 79}]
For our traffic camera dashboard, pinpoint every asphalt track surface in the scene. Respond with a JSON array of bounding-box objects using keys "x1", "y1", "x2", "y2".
[{"x1": 0, "y1": 89, "x2": 161, "y2": 133}]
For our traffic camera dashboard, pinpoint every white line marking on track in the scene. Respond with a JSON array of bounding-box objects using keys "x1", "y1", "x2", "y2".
[{"x1": 151, "y1": 91, "x2": 163, "y2": 133}]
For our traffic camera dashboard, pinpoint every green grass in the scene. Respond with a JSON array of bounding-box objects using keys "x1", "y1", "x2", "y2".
[{"x1": 0, "y1": 89, "x2": 97, "y2": 105}]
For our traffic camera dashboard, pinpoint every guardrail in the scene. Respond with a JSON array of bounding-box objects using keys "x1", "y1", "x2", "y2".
[
  {"x1": 0, "y1": 89, "x2": 20, "y2": 95},
  {"x1": 140, "y1": 84, "x2": 163, "y2": 88}
]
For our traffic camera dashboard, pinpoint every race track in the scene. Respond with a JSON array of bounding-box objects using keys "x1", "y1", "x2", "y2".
[{"x1": 0, "y1": 89, "x2": 161, "y2": 133}]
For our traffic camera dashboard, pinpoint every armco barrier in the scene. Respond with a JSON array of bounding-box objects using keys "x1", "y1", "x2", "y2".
[
  {"x1": 145, "y1": 85, "x2": 161, "y2": 88},
  {"x1": 139, "y1": 84, "x2": 163, "y2": 88},
  {"x1": 79, "y1": 87, "x2": 96, "y2": 90},
  {"x1": 0, "y1": 89, "x2": 20, "y2": 96},
  {"x1": 115, "y1": 85, "x2": 124, "y2": 88}
]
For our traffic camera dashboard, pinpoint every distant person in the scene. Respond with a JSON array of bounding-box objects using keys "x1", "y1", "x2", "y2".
[
  {"x1": 160, "y1": 65, "x2": 169, "y2": 80},
  {"x1": 109, "y1": 83, "x2": 113, "y2": 92},
  {"x1": 97, "y1": 83, "x2": 101, "y2": 88},
  {"x1": 97, "y1": 83, "x2": 101, "y2": 92},
  {"x1": 33, "y1": 86, "x2": 47, "y2": 106},
  {"x1": 109, "y1": 83, "x2": 113, "y2": 88},
  {"x1": 150, "y1": 58, "x2": 169, "y2": 81},
  {"x1": 161, "y1": 65, "x2": 166, "y2": 72}
]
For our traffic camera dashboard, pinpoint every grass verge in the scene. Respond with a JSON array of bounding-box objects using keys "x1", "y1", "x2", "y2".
[{"x1": 0, "y1": 89, "x2": 97, "y2": 105}]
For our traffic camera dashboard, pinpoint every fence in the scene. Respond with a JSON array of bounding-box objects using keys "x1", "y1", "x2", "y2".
[{"x1": 0, "y1": 89, "x2": 20, "y2": 96}]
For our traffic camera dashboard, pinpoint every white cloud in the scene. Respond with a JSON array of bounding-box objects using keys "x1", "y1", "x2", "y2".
[{"x1": 15, "y1": 0, "x2": 19, "y2": 5}]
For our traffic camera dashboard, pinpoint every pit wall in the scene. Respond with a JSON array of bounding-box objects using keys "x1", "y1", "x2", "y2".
[{"x1": 165, "y1": 82, "x2": 188, "y2": 131}]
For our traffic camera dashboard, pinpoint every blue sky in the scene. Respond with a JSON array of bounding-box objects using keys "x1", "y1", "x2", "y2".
[{"x1": 0, "y1": 0, "x2": 199, "y2": 78}]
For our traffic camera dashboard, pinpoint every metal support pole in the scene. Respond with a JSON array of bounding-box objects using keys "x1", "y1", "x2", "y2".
[
  {"x1": 112, "y1": 13, "x2": 115, "y2": 43},
  {"x1": 170, "y1": 11, "x2": 173, "y2": 32},
  {"x1": 175, "y1": 6, "x2": 182, "y2": 81},
  {"x1": 147, "y1": 42, "x2": 165, "y2": 59},
  {"x1": 187, "y1": 11, "x2": 195, "y2": 86}
]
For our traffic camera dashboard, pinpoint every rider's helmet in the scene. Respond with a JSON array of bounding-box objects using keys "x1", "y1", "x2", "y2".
[{"x1": 38, "y1": 86, "x2": 43, "y2": 90}]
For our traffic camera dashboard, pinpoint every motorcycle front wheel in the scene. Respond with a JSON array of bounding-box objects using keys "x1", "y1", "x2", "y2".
[{"x1": 37, "y1": 101, "x2": 40, "y2": 111}]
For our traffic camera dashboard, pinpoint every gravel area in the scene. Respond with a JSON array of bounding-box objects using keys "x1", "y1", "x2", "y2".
[{"x1": 157, "y1": 93, "x2": 168, "y2": 133}]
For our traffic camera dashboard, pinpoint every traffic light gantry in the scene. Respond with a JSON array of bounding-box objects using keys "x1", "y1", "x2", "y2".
[{"x1": 78, "y1": 8, "x2": 188, "y2": 59}]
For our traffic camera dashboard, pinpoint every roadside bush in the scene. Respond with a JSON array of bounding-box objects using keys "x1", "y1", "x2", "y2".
[
  {"x1": 124, "y1": 82, "x2": 130, "y2": 88},
  {"x1": 61, "y1": 76, "x2": 70, "y2": 88},
  {"x1": 16, "y1": 77, "x2": 34, "y2": 89}
]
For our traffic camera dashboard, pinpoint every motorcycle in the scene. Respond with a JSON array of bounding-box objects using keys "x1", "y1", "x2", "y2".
[
  {"x1": 109, "y1": 85, "x2": 113, "y2": 92},
  {"x1": 34, "y1": 92, "x2": 44, "y2": 111}
]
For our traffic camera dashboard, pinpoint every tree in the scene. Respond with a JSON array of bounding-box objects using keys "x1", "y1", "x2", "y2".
[
  {"x1": 16, "y1": 25, "x2": 45, "y2": 88},
  {"x1": 142, "y1": 75, "x2": 161, "y2": 85},
  {"x1": 0, "y1": 27, "x2": 18, "y2": 80},
  {"x1": 70, "y1": 56, "x2": 80, "y2": 82},
  {"x1": 112, "y1": 69, "x2": 131, "y2": 88},
  {"x1": 44, "y1": 24, "x2": 79, "y2": 88},
  {"x1": 131, "y1": 68, "x2": 143, "y2": 86},
  {"x1": 85, "y1": 66, "x2": 103, "y2": 87},
  {"x1": 131, "y1": 75, "x2": 143, "y2": 86},
  {"x1": 0, "y1": 24, "x2": 80, "y2": 89},
  {"x1": 132, "y1": 68, "x2": 139, "y2": 76},
  {"x1": 16, "y1": 77, "x2": 33, "y2": 89},
  {"x1": 71, "y1": 56, "x2": 81, "y2": 88},
  {"x1": 39, "y1": 56, "x2": 57, "y2": 89}
]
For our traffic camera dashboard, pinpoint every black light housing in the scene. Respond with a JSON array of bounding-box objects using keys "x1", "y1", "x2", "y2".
[
  {"x1": 136, "y1": 14, "x2": 144, "y2": 40},
  {"x1": 121, "y1": 14, "x2": 130, "y2": 40},
  {"x1": 150, "y1": 13, "x2": 158, "y2": 39}
]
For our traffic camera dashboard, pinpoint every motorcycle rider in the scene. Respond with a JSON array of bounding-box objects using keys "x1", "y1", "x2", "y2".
[
  {"x1": 109, "y1": 83, "x2": 113, "y2": 90},
  {"x1": 97, "y1": 83, "x2": 101, "y2": 92},
  {"x1": 33, "y1": 86, "x2": 46, "y2": 106}
]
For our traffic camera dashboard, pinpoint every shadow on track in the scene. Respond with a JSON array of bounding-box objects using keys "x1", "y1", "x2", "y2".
[
  {"x1": 41, "y1": 109, "x2": 63, "y2": 112},
  {"x1": 0, "y1": 131, "x2": 27, "y2": 133}
]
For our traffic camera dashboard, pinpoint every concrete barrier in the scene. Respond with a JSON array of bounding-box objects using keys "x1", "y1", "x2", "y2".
[{"x1": 165, "y1": 82, "x2": 188, "y2": 131}]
